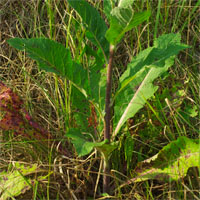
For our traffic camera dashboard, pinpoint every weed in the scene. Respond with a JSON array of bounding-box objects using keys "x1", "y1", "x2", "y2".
[{"x1": 0, "y1": 0, "x2": 199, "y2": 199}]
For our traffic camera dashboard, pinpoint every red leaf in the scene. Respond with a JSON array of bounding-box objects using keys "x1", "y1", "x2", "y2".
[{"x1": 0, "y1": 81, "x2": 51, "y2": 141}]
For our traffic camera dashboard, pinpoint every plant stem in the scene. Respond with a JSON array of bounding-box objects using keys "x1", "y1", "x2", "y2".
[
  {"x1": 104, "y1": 44, "x2": 115, "y2": 142},
  {"x1": 103, "y1": 155, "x2": 110, "y2": 194},
  {"x1": 103, "y1": 44, "x2": 115, "y2": 194}
]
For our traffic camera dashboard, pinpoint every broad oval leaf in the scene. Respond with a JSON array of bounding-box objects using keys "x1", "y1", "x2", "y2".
[{"x1": 106, "y1": 8, "x2": 151, "y2": 46}]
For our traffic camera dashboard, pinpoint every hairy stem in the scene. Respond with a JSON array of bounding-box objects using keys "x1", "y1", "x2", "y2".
[{"x1": 103, "y1": 44, "x2": 115, "y2": 194}]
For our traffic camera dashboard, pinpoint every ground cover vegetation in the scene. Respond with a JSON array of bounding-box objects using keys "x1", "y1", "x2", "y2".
[{"x1": 0, "y1": 0, "x2": 199, "y2": 199}]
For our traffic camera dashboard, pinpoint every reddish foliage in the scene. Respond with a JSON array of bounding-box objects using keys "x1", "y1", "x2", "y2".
[
  {"x1": 0, "y1": 81, "x2": 51, "y2": 142},
  {"x1": 87, "y1": 103, "x2": 98, "y2": 129},
  {"x1": 0, "y1": 81, "x2": 70, "y2": 156}
]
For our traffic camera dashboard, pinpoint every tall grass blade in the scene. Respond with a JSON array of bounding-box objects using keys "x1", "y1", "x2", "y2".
[{"x1": 154, "y1": 0, "x2": 161, "y2": 39}]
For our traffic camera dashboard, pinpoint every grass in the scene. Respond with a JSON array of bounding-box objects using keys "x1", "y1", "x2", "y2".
[{"x1": 0, "y1": 0, "x2": 200, "y2": 199}]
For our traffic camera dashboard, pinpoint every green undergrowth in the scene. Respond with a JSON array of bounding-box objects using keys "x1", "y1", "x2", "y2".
[{"x1": 0, "y1": 0, "x2": 199, "y2": 199}]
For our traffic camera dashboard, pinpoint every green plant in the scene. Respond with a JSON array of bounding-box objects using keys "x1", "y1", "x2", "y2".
[
  {"x1": 0, "y1": 162, "x2": 51, "y2": 200},
  {"x1": 6, "y1": 0, "x2": 198, "y2": 196},
  {"x1": 120, "y1": 136, "x2": 200, "y2": 186}
]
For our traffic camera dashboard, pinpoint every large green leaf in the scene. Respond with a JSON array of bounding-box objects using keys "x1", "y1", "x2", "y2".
[
  {"x1": 106, "y1": 6, "x2": 151, "y2": 46},
  {"x1": 67, "y1": 0, "x2": 109, "y2": 59},
  {"x1": 123, "y1": 136, "x2": 200, "y2": 184},
  {"x1": 66, "y1": 128, "x2": 108, "y2": 157},
  {"x1": 7, "y1": 37, "x2": 106, "y2": 132},
  {"x1": 0, "y1": 163, "x2": 50, "y2": 200},
  {"x1": 7, "y1": 38, "x2": 72, "y2": 76},
  {"x1": 113, "y1": 33, "x2": 189, "y2": 137},
  {"x1": 7, "y1": 38, "x2": 88, "y2": 96},
  {"x1": 71, "y1": 58, "x2": 106, "y2": 133}
]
